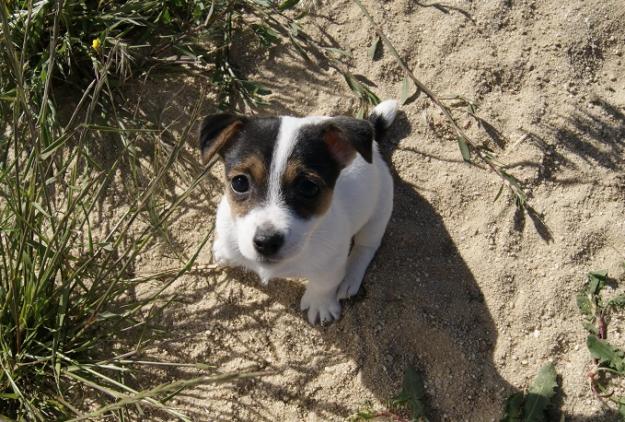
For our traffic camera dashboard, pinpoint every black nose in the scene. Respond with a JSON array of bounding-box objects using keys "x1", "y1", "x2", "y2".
[{"x1": 253, "y1": 229, "x2": 284, "y2": 257}]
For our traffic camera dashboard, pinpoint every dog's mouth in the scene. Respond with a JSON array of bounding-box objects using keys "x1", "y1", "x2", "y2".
[{"x1": 256, "y1": 255, "x2": 282, "y2": 265}]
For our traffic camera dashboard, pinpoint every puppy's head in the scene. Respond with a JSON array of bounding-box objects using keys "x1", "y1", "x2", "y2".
[{"x1": 199, "y1": 112, "x2": 374, "y2": 265}]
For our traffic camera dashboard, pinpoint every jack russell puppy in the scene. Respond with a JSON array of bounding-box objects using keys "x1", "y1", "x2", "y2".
[{"x1": 199, "y1": 100, "x2": 398, "y2": 325}]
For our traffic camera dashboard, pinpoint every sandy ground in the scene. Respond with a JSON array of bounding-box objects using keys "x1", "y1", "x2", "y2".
[{"x1": 126, "y1": 0, "x2": 625, "y2": 420}]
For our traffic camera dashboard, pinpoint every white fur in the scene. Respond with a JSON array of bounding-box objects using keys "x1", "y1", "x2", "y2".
[
  {"x1": 213, "y1": 103, "x2": 397, "y2": 324},
  {"x1": 372, "y1": 100, "x2": 399, "y2": 129}
]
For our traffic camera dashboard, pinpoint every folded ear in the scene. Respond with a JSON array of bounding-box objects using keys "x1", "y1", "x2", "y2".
[
  {"x1": 322, "y1": 116, "x2": 374, "y2": 167},
  {"x1": 198, "y1": 113, "x2": 245, "y2": 164}
]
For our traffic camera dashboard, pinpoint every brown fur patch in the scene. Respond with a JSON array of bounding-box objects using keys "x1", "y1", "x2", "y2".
[
  {"x1": 283, "y1": 159, "x2": 303, "y2": 186},
  {"x1": 229, "y1": 154, "x2": 267, "y2": 187},
  {"x1": 200, "y1": 121, "x2": 243, "y2": 165},
  {"x1": 323, "y1": 127, "x2": 356, "y2": 167},
  {"x1": 224, "y1": 154, "x2": 268, "y2": 218}
]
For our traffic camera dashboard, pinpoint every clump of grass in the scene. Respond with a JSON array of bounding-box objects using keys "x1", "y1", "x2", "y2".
[
  {"x1": 0, "y1": 0, "x2": 308, "y2": 111},
  {"x1": 578, "y1": 269, "x2": 625, "y2": 416},
  {"x1": 0, "y1": 39, "x2": 214, "y2": 422},
  {"x1": 0, "y1": 0, "x2": 292, "y2": 419}
]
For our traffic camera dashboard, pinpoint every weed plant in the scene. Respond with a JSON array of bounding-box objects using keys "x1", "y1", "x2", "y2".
[{"x1": 0, "y1": 0, "x2": 288, "y2": 419}]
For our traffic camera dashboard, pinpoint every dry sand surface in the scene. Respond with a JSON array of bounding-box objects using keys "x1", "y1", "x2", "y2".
[{"x1": 127, "y1": 0, "x2": 625, "y2": 420}]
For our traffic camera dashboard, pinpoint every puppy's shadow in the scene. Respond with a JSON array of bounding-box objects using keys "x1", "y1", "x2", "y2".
[{"x1": 263, "y1": 111, "x2": 514, "y2": 419}]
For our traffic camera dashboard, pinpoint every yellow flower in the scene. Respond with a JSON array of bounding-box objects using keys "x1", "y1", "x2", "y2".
[{"x1": 92, "y1": 38, "x2": 101, "y2": 51}]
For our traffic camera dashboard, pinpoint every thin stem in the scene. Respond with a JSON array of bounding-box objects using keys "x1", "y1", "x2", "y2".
[{"x1": 351, "y1": 0, "x2": 527, "y2": 205}]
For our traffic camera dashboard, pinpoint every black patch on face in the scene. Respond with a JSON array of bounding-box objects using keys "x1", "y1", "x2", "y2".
[
  {"x1": 221, "y1": 117, "x2": 280, "y2": 209},
  {"x1": 282, "y1": 123, "x2": 343, "y2": 219},
  {"x1": 292, "y1": 124, "x2": 344, "y2": 187}
]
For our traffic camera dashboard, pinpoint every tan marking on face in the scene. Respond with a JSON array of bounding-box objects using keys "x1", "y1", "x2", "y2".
[
  {"x1": 283, "y1": 159, "x2": 303, "y2": 186},
  {"x1": 225, "y1": 154, "x2": 268, "y2": 218},
  {"x1": 200, "y1": 121, "x2": 243, "y2": 165},
  {"x1": 229, "y1": 154, "x2": 267, "y2": 186}
]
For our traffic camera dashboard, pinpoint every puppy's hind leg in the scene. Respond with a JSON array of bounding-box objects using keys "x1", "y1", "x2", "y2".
[{"x1": 337, "y1": 182, "x2": 393, "y2": 300}]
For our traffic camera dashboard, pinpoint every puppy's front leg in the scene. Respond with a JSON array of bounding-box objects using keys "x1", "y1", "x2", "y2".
[
  {"x1": 337, "y1": 245, "x2": 378, "y2": 299},
  {"x1": 300, "y1": 265, "x2": 345, "y2": 325}
]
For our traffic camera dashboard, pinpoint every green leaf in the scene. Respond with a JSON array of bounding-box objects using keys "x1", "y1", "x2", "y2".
[
  {"x1": 493, "y1": 184, "x2": 504, "y2": 202},
  {"x1": 343, "y1": 73, "x2": 380, "y2": 106},
  {"x1": 588, "y1": 270, "x2": 608, "y2": 295},
  {"x1": 325, "y1": 47, "x2": 351, "y2": 59},
  {"x1": 278, "y1": 0, "x2": 301, "y2": 10},
  {"x1": 587, "y1": 335, "x2": 625, "y2": 372},
  {"x1": 582, "y1": 321, "x2": 598, "y2": 335},
  {"x1": 400, "y1": 77, "x2": 410, "y2": 105},
  {"x1": 252, "y1": 24, "x2": 280, "y2": 47},
  {"x1": 161, "y1": 7, "x2": 172, "y2": 24},
  {"x1": 500, "y1": 392, "x2": 524, "y2": 422},
  {"x1": 608, "y1": 294, "x2": 625, "y2": 309},
  {"x1": 395, "y1": 366, "x2": 426, "y2": 420},
  {"x1": 590, "y1": 270, "x2": 608, "y2": 278},
  {"x1": 368, "y1": 36, "x2": 381, "y2": 60},
  {"x1": 576, "y1": 292, "x2": 592, "y2": 316},
  {"x1": 254, "y1": 85, "x2": 272, "y2": 96},
  {"x1": 501, "y1": 170, "x2": 527, "y2": 208},
  {"x1": 522, "y1": 363, "x2": 557, "y2": 422},
  {"x1": 458, "y1": 139, "x2": 471, "y2": 162},
  {"x1": 618, "y1": 401, "x2": 625, "y2": 419}
]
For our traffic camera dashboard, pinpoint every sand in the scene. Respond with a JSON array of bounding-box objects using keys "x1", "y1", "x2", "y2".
[{"x1": 129, "y1": 0, "x2": 625, "y2": 420}]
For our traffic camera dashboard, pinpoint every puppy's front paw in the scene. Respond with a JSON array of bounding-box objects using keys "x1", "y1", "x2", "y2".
[
  {"x1": 212, "y1": 239, "x2": 230, "y2": 264},
  {"x1": 300, "y1": 289, "x2": 341, "y2": 325},
  {"x1": 337, "y1": 273, "x2": 363, "y2": 300}
]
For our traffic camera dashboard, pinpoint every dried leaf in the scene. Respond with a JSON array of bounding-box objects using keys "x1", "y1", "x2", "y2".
[{"x1": 523, "y1": 363, "x2": 558, "y2": 422}]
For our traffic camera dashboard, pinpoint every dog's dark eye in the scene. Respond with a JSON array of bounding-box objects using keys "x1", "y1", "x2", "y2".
[
  {"x1": 231, "y1": 175, "x2": 250, "y2": 194},
  {"x1": 295, "y1": 178, "x2": 320, "y2": 198}
]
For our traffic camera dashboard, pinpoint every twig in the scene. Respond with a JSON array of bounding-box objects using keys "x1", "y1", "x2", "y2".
[{"x1": 351, "y1": 0, "x2": 528, "y2": 207}]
